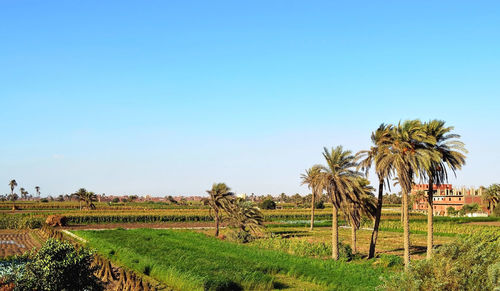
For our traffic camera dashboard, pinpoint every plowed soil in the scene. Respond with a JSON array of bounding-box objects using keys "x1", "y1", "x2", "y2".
[{"x1": 0, "y1": 230, "x2": 42, "y2": 257}]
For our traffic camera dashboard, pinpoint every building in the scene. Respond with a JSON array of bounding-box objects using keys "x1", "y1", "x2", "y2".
[{"x1": 411, "y1": 184, "x2": 487, "y2": 216}]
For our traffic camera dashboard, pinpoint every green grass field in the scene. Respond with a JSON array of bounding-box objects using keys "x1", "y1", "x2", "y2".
[{"x1": 74, "y1": 228, "x2": 389, "y2": 291}]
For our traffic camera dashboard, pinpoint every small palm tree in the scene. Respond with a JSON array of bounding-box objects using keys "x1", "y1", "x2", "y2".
[
  {"x1": 225, "y1": 198, "x2": 265, "y2": 236},
  {"x1": 35, "y1": 186, "x2": 40, "y2": 198},
  {"x1": 9, "y1": 179, "x2": 18, "y2": 210},
  {"x1": 356, "y1": 123, "x2": 394, "y2": 258},
  {"x1": 483, "y1": 184, "x2": 500, "y2": 214},
  {"x1": 206, "y1": 183, "x2": 235, "y2": 237},
  {"x1": 421, "y1": 120, "x2": 467, "y2": 259},
  {"x1": 321, "y1": 146, "x2": 363, "y2": 260},
  {"x1": 342, "y1": 178, "x2": 377, "y2": 254},
  {"x1": 300, "y1": 165, "x2": 324, "y2": 230}
]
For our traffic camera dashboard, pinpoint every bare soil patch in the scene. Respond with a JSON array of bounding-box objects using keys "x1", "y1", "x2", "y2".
[{"x1": 0, "y1": 230, "x2": 42, "y2": 257}]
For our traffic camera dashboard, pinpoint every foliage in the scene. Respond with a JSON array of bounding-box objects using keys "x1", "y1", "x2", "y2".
[
  {"x1": 75, "y1": 228, "x2": 387, "y2": 291},
  {"x1": 14, "y1": 238, "x2": 102, "y2": 291},
  {"x1": 260, "y1": 199, "x2": 276, "y2": 210},
  {"x1": 0, "y1": 214, "x2": 42, "y2": 229},
  {"x1": 251, "y1": 236, "x2": 353, "y2": 260},
  {"x1": 314, "y1": 200, "x2": 325, "y2": 209},
  {"x1": 382, "y1": 231, "x2": 500, "y2": 291},
  {"x1": 225, "y1": 198, "x2": 265, "y2": 237}
]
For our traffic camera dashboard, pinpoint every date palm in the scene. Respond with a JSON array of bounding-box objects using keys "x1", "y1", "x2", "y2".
[
  {"x1": 300, "y1": 165, "x2": 325, "y2": 230},
  {"x1": 379, "y1": 120, "x2": 438, "y2": 268},
  {"x1": 342, "y1": 178, "x2": 377, "y2": 254},
  {"x1": 35, "y1": 186, "x2": 40, "y2": 198},
  {"x1": 321, "y1": 146, "x2": 363, "y2": 260},
  {"x1": 225, "y1": 198, "x2": 264, "y2": 236},
  {"x1": 422, "y1": 120, "x2": 467, "y2": 259},
  {"x1": 206, "y1": 183, "x2": 235, "y2": 237},
  {"x1": 357, "y1": 123, "x2": 393, "y2": 258},
  {"x1": 73, "y1": 188, "x2": 97, "y2": 210},
  {"x1": 483, "y1": 184, "x2": 500, "y2": 214},
  {"x1": 9, "y1": 179, "x2": 18, "y2": 210}
]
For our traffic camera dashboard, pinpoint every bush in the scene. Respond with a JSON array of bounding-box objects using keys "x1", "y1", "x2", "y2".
[
  {"x1": 15, "y1": 238, "x2": 103, "y2": 290},
  {"x1": 382, "y1": 231, "x2": 500, "y2": 290},
  {"x1": 112, "y1": 198, "x2": 120, "y2": 203},
  {"x1": 314, "y1": 200, "x2": 325, "y2": 209},
  {"x1": 260, "y1": 199, "x2": 276, "y2": 210},
  {"x1": 227, "y1": 230, "x2": 254, "y2": 243}
]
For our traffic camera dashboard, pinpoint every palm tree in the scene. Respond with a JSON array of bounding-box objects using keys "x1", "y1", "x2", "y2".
[
  {"x1": 73, "y1": 188, "x2": 97, "y2": 210},
  {"x1": 300, "y1": 165, "x2": 324, "y2": 230},
  {"x1": 35, "y1": 186, "x2": 40, "y2": 198},
  {"x1": 379, "y1": 120, "x2": 438, "y2": 268},
  {"x1": 19, "y1": 188, "x2": 27, "y2": 200},
  {"x1": 357, "y1": 123, "x2": 394, "y2": 258},
  {"x1": 421, "y1": 120, "x2": 467, "y2": 259},
  {"x1": 342, "y1": 178, "x2": 377, "y2": 254},
  {"x1": 483, "y1": 184, "x2": 500, "y2": 214},
  {"x1": 321, "y1": 146, "x2": 363, "y2": 260},
  {"x1": 206, "y1": 183, "x2": 235, "y2": 237},
  {"x1": 225, "y1": 198, "x2": 264, "y2": 236},
  {"x1": 9, "y1": 179, "x2": 18, "y2": 210}
]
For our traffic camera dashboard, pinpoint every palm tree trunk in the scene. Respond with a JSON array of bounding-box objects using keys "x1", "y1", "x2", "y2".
[
  {"x1": 402, "y1": 190, "x2": 410, "y2": 268},
  {"x1": 332, "y1": 206, "x2": 339, "y2": 260},
  {"x1": 426, "y1": 178, "x2": 434, "y2": 259},
  {"x1": 351, "y1": 224, "x2": 357, "y2": 254},
  {"x1": 214, "y1": 209, "x2": 220, "y2": 237},
  {"x1": 368, "y1": 178, "x2": 384, "y2": 259},
  {"x1": 310, "y1": 189, "x2": 315, "y2": 231}
]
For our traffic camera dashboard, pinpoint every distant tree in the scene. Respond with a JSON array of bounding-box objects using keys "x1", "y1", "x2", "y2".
[
  {"x1": 9, "y1": 179, "x2": 17, "y2": 209},
  {"x1": 206, "y1": 183, "x2": 235, "y2": 237},
  {"x1": 279, "y1": 192, "x2": 288, "y2": 203},
  {"x1": 57, "y1": 195, "x2": 64, "y2": 202},
  {"x1": 446, "y1": 206, "x2": 458, "y2": 216},
  {"x1": 128, "y1": 195, "x2": 138, "y2": 202},
  {"x1": 73, "y1": 188, "x2": 97, "y2": 210},
  {"x1": 112, "y1": 197, "x2": 120, "y2": 203},
  {"x1": 35, "y1": 186, "x2": 40, "y2": 198},
  {"x1": 301, "y1": 165, "x2": 326, "y2": 230},
  {"x1": 291, "y1": 193, "x2": 303, "y2": 208},
  {"x1": 166, "y1": 195, "x2": 178, "y2": 204},
  {"x1": 260, "y1": 199, "x2": 276, "y2": 210},
  {"x1": 20, "y1": 187, "x2": 28, "y2": 200}
]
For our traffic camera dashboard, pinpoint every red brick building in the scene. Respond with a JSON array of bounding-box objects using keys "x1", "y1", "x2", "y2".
[{"x1": 412, "y1": 184, "x2": 486, "y2": 216}]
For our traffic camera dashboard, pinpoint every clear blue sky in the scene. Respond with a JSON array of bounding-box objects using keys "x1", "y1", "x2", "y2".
[{"x1": 1, "y1": 1, "x2": 499, "y2": 197}]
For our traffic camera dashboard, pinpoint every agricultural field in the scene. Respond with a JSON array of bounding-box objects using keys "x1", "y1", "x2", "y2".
[
  {"x1": 1, "y1": 200, "x2": 499, "y2": 290},
  {"x1": 73, "y1": 228, "x2": 389, "y2": 291}
]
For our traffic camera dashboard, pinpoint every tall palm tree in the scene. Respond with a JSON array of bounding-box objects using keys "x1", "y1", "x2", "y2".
[
  {"x1": 483, "y1": 184, "x2": 500, "y2": 214},
  {"x1": 35, "y1": 186, "x2": 40, "y2": 198},
  {"x1": 342, "y1": 178, "x2": 377, "y2": 254},
  {"x1": 357, "y1": 123, "x2": 394, "y2": 258},
  {"x1": 321, "y1": 146, "x2": 363, "y2": 260},
  {"x1": 300, "y1": 165, "x2": 324, "y2": 230},
  {"x1": 9, "y1": 179, "x2": 18, "y2": 210},
  {"x1": 19, "y1": 188, "x2": 27, "y2": 200},
  {"x1": 421, "y1": 120, "x2": 467, "y2": 259},
  {"x1": 206, "y1": 183, "x2": 235, "y2": 237},
  {"x1": 379, "y1": 120, "x2": 438, "y2": 268}
]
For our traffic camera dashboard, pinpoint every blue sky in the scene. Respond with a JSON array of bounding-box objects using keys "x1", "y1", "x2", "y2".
[{"x1": 1, "y1": 1, "x2": 499, "y2": 196}]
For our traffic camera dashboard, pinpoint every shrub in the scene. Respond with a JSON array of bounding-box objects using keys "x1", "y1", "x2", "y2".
[
  {"x1": 227, "y1": 230, "x2": 254, "y2": 243},
  {"x1": 15, "y1": 238, "x2": 103, "y2": 291},
  {"x1": 446, "y1": 206, "x2": 457, "y2": 216},
  {"x1": 314, "y1": 200, "x2": 325, "y2": 209},
  {"x1": 112, "y1": 198, "x2": 120, "y2": 203},
  {"x1": 260, "y1": 199, "x2": 276, "y2": 210},
  {"x1": 382, "y1": 231, "x2": 500, "y2": 291}
]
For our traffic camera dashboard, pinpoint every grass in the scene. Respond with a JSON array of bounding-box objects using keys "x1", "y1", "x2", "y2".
[{"x1": 74, "y1": 228, "x2": 389, "y2": 290}]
